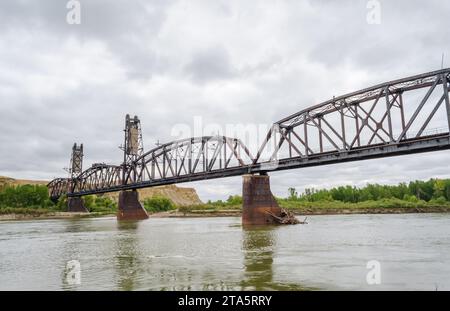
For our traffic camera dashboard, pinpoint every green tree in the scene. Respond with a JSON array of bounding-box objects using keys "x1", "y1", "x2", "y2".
[
  {"x1": 226, "y1": 195, "x2": 242, "y2": 205},
  {"x1": 143, "y1": 196, "x2": 175, "y2": 212},
  {"x1": 82, "y1": 195, "x2": 96, "y2": 209},
  {"x1": 288, "y1": 187, "x2": 298, "y2": 200},
  {"x1": 433, "y1": 179, "x2": 445, "y2": 198},
  {"x1": 0, "y1": 184, "x2": 53, "y2": 208}
]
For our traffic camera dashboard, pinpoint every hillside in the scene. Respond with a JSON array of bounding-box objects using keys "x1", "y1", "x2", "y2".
[
  {"x1": 0, "y1": 176, "x2": 48, "y2": 187},
  {"x1": 105, "y1": 184, "x2": 202, "y2": 206},
  {"x1": 0, "y1": 176, "x2": 203, "y2": 206}
]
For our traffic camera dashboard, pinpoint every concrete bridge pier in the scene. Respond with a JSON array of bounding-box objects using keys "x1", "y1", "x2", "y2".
[
  {"x1": 242, "y1": 173, "x2": 300, "y2": 225},
  {"x1": 117, "y1": 190, "x2": 149, "y2": 221},
  {"x1": 67, "y1": 197, "x2": 88, "y2": 213},
  {"x1": 242, "y1": 173, "x2": 285, "y2": 225}
]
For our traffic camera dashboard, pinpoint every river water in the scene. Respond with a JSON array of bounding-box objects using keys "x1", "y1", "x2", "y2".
[{"x1": 0, "y1": 213, "x2": 449, "y2": 291}]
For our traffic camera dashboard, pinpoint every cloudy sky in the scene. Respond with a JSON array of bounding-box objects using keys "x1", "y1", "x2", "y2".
[{"x1": 0, "y1": 0, "x2": 449, "y2": 201}]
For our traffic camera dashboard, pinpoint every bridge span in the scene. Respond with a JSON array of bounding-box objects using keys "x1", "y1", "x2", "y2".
[{"x1": 48, "y1": 68, "x2": 450, "y2": 224}]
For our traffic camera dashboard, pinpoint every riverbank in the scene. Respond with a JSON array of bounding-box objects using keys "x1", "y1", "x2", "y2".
[
  {"x1": 0, "y1": 211, "x2": 113, "y2": 221},
  {"x1": 155, "y1": 206, "x2": 450, "y2": 217},
  {"x1": 2, "y1": 206, "x2": 450, "y2": 221}
]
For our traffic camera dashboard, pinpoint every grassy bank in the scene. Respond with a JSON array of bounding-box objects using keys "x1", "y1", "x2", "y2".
[
  {"x1": 172, "y1": 197, "x2": 450, "y2": 216},
  {"x1": 277, "y1": 198, "x2": 450, "y2": 215}
]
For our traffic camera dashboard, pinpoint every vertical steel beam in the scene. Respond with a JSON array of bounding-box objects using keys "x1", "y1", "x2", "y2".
[
  {"x1": 385, "y1": 87, "x2": 394, "y2": 141},
  {"x1": 355, "y1": 105, "x2": 360, "y2": 147},
  {"x1": 150, "y1": 161, "x2": 155, "y2": 179},
  {"x1": 162, "y1": 148, "x2": 166, "y2": 178},
  {"x1": 304, "y1": 114, "x2": 309, "y2": 156},
  {"x1": 223, "y1": 137, "x2": 227, "y2": 169},
  {"x1": 318, "y1": 118, "x2": 324, "y2": 152},
  {"x1": 205, "y1": 140, "x2": 209, "y2": 171},
  {"x1": 288, "y1": 131, "x2": 292, "y2": 158},
  {"x1": 442, "y1": 74, "x2": 450, "y2": 131},
  {"x1": 340, "y1": 104, "x2": 346, "y2": 149},
  {"x1": 398, "y1": 92, "x2": 406, "y2": 131},
  {"x1": 188, "y1": 139, "x2": 192, "y2": 174}
]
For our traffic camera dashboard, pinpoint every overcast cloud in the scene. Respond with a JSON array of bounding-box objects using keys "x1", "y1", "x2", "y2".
[{"x1": 0, "y1": 0, "x2": 449, "y2": 201}]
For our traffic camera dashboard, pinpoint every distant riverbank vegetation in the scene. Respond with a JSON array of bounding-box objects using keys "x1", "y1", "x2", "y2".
[
  {"x1": 0, "y1": 184, "x2": 175, "y2": 215},
  {"x1": 0, "y1": 184, "x2": 117, "y2": 215},
  {"x1": 0, "y1": 185, "x2": 54, "y2": 215},
  {"x1": 143, "y1": 196, "x2": 175, "y2": 212},
  {"x1": 175, "y1": 179, "x2": 450, "y2": 214},
  {"x1": 2, "y1": 179, "x2": 450, "y2": 216}
]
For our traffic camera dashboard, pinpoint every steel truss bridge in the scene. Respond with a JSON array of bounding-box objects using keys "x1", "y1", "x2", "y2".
[{"x1": 48, "y1": 68, "x2": 450, "y2": 200}]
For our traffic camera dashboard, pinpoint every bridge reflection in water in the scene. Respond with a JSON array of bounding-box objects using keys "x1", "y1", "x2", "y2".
[
  {"x1": 57, "y1": 218, "x2": 312, "y2": 290},
  {"x1": 114, "y1": 221, "x2": 141, "y2": 291},
  {"x1": 69, "y1": 218, "x2": 310, "y2": 291},
  {"x1": 241, "y1": 226, "x2": 311, "y2": 291}
]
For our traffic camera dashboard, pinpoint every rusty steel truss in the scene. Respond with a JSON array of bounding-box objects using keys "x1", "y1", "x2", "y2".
[{"x1": 48, "y1": 68, "x2": 450, "y2": 200}]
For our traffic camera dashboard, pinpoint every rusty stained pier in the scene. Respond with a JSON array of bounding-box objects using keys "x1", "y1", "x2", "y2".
[{"x1": 48, "y1": 68, "x2": 450, "y2": 224}]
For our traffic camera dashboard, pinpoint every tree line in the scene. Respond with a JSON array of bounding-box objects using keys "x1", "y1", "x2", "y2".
[
  {"x1": 287, "y1": 178, "x2": 450, "y2": 204},
  {"x1": 0, "y1": 184, "x2": 53, "y2": 209},
  {"x1": 2, "y1": 178, "x2": 450, "y2": 211},
  {"x1": 0, "y1": 184, "x2": 174, "y2": 213}
]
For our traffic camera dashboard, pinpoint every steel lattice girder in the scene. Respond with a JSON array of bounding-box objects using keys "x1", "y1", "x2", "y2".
[{"x1": 47, "y1": 68, "x2": 450, "y2": 199}]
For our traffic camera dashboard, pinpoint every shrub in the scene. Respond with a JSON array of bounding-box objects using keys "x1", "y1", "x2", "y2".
[
  {"x1": 429, "y1": 196, "x2": 447, "y2": 205},
  {"x1": 143, "y1": 196, "x2": 175, "y2": 212},
  {"x1": 226, "y1": 195, "x2": 242, "y2": 205},
  {"x1": 403, "y1": 194, "x2": 418, "y2": 203},
  {"x1": 53, "y1": 194, "x2": 67, "y2": 211},
  {"x1": 82, "y1": 195, "x2": 96, "y2": 209},
  {"x1": 178, "y1": 205, "x2": 194, "y2": 215},
  {"x1": 0, "y1": 184, "x2": 53, "y2": 208}
]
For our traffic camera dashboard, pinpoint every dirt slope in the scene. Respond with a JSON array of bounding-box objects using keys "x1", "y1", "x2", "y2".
[{"x1": 105, "y1": 184, "x2": 202, "y2": 206}]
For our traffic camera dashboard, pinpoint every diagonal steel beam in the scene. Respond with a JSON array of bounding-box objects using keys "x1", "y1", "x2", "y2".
[
  {"x1": 416, "y1": 94, "x2": 445, "y2": 137},
  {"x1": 309, "y1": 116, "x2": 341, "y2": 151},
  {"x1": 397, "y1": 76, "x2": 440, "y2": 142}
]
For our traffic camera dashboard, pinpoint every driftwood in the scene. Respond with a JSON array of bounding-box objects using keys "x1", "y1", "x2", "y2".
[{"x1": 266, "y1": 209, "x2": 307, "y2": 225}]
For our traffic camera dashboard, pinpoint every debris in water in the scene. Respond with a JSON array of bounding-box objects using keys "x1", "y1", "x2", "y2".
[{"x1": 267, "y1": 209, "x2": 306, "y2": 225}]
